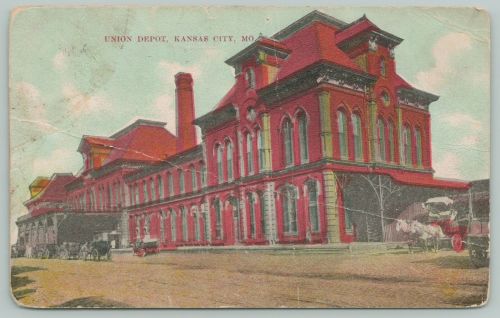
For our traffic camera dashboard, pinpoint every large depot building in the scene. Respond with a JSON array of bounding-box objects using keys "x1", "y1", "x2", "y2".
[{"x1": 16, "y1": 11, "x2": 470, "y2": 251}]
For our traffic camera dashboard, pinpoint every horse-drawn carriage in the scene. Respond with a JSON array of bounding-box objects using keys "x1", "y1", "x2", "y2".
[
  {"x1": 58, "y1": 242, "x2": 82, "y2": 260},
  {"x1": 425, "y1": 197, "x2": 468, "y2": 252},
  {"x1": 133, "y1": 238, "x2": 160, "y2": 257}
]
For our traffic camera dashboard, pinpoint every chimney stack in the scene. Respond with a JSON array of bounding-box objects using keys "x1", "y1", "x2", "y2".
[{"x1": 175, "y1": 72, "x2": 197, "y2": 152}]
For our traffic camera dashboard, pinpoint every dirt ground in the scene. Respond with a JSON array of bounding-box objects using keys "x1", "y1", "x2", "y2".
[{"x1": 10, "y1": 249, "x2": 489, "y2": 308}]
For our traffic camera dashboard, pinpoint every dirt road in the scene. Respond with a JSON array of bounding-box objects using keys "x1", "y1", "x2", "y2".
[{"x1": 11, "y1": 249, "x2": 488, "y2": 308}]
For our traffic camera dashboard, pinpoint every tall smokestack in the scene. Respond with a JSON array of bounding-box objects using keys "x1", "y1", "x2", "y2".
[{"x1": 175, "y1": 72, "x2": 197, "y2": 152}]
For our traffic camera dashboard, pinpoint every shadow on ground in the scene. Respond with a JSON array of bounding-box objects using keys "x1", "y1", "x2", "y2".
[
  {"x1": 446, "y1": 293, "x2": 488, "y2": 307},
  {"x1": 11, "y1": 266, "x2": 45, "y2": 300},
  {"x1": 412, "y1": 255, "x2": 473, "y2": 269},
  {"x1": 51, "y1": 296, "x2": 132, "y2": 308}
]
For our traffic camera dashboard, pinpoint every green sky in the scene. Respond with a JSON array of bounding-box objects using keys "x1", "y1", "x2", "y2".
[{"x1": 9, "y1": 7, "x2": 490, "y2": 241}]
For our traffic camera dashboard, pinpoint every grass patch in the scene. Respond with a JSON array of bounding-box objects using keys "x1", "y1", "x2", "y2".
[{"x1": 412, "y1": 255, "x2": 473, "y2": 269}]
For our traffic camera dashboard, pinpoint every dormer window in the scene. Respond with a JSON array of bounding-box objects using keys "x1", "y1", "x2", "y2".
[{"x1": 245, "y1": 68, "x2": 256, "y2": 89}]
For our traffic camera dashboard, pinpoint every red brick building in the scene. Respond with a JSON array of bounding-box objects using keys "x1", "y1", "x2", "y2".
[{"x1": 17, "y1": 11, "x2": 470, "y2": 251}]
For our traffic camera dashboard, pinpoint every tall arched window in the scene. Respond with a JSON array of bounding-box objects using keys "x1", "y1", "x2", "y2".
[
  {"x1": 380, "y1": 57, "x2": 386, "y2": 77},
  {"x1": 245, "y1": 68, "x2": 256, "y2": 89},
  {"x1": 190, "y1": 165, "x2": 198, "y2": 191},
  {"x1": 388, "y1": 121, "x2": 395, "y2": 163},
  {"x1": 226, "y1": 141, "x2": 234, "y2": 181},
  {"x1": 167, "y1": 172, "x2": 174, "y2": 196},
  {"x1": 297, "y1": 112, "x2": 309, "y2": 163},
  {"x1": 150, "y1": 178, "x2": 156, "y2": 201},
  {"x1": 377, "y1": 118, "x2": 386, "y2": 162},
  {"x1": 178, "y1": 169, "x2": 185, "y2": 194},
  {"x1": 142, "y1": 181, "x2": 148, "y2": 203},
  {"x1": 193, "y1": 208, "x2": 200, "y2": 241},
  {"x1": 259, "y1": 192, "x2": 267, "y2": 238},
  {"x1": 216, "y1": 144, "x2": 223, "y2": 184},
  {"x1": 415, "y1": 128, "x2": 423, "y2": 167},
  {"x1": 160, "y1": 211, "x2": 165, "y2": 242},
  {"x1": 337, "y1": 110, "x2": 348, "y2": 159},
  {"x1": 246, "y1": 133, "x2": 254, "y2": 174},
  {"x1": 403, "y1": 125, "x2": 412, "y2": 166},
  {"x1": 200, "y1": 161, "x2": 207, "y2": 187},
  {"x1": 281, "y1": 186, "x2": 298, "y2": 234},
  {"x1": 181, "y1": 206, "x2": 188, "y2": 241},
  {"x1": 307, "y1": 181, "x2": 320, "y2": 233},
  {"x1": 170, "y1": 209, "x2": 177, "y2": 242},
  {"x1": 352, "y1": 114, "x2": 363, "y2": 161},
  {"x1": 157, "y1": 175, "x2": 164, "y2": 200},
  {"x1": 256, "y1": 128, "x2": 264, "y2": 171},
  {"x1": 282, "y1": 118, "x2": 294, "y2": 166},
  {"x1": 247, "y1": 193, "x2": 256, "y2": 239},
  {"x1": 214, "y1": 199, "x2": 223, "y2": 240}
]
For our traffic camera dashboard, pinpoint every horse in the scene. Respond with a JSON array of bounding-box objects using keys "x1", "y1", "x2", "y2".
[
  {"x1": 410, "y1": 220, "x2": 446, "y2": 252},
  {"x1": 395, "y1": 219, "x2": 419, "y2": 253}
]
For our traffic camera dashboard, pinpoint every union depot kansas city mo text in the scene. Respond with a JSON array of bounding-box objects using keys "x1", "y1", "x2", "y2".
[{"x1": 16, "y1": 11, "x2": 470, "y2": 252}]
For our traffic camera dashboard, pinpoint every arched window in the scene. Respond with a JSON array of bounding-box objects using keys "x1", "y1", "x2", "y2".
[
  {"x1": 142, "y1": 181, "x2": 148, "y2": 203},
  {"x1": 193, "y1": 207, "x2": 200, "y2": 241},
  {"x1": 282, "y1": 118, "x2": 294, "y2": 166},
  {"x1": 307, "y1": 181, "x2": 320, "y2": 233},
  {"x1": 178, "y1": 169, "x2": 185, "y2": 194},
  {"x1": 150, "y1": 178, "x2": 156, "y2": 201},
  {"x1": 216, "y1": 144, "x2": 224, "y2": 184},
  {"x1": 157, "y1": 175, "x2": 164, "y2": 200},
  {"x1": 246, "y1": 133, "x2": 254, "y2": 174},
  {"x1": 144, "y1": 215, "x2": 151, "y2": 236},
  {"x1": 352, "y1": 114, "x2": 363, "y2": 161},
  {"x1": 167, "y1": 172, "x2": 174, "y2": 196},
  {"x1": 415, "y1": 128, "x2": 423, "y2": 167},
  {"x1": 380, "y1": 57, "x2": 386, "y2": 77},
  {"x1": 190, "y1": 165, "x2": 197, "y2": 192},
  {"x1": 160, "y1": 211, "x2": 165, "y2": 242},
  {"x1": 202, "y1": 210, "x2": 208, "y2": 241},
  {"x1": 337, "y1": 110, "x2": 348, "y2": 159},
  {"x1": 297, "y1": 112, "x2": 309, "y2": 163},
  {"x1": 403, "y1": 125, "x2": 412, "y2": 166},
  {"x1": 226, "y1": 141, "x2": 234, "y2": 181},
  {"x1": 259, "y1": 192, "x2": 267, "y2": 238},
  {"x1": 377, "y1": 118, "x2": 386, "y2": 162},
  {"x1": 256, "y1": 128, "x2": 264, "y2": 171},
  {"x1": 170, "y1": 209, "x2": 177, "y2": 242},
  {"x1": 214, "y1": 199, "x2": 223, "y2": 240},
  {"x1": 247, "y1": 193, "x2": 256, "y2": 239},
  {"x1": 181, "y1": 206, "x2": 188, "y2": 241},
  {"x1": 281, "y1": 186, "x2": 298, "y2": 234},
  {"x1": 199, "y1": 162, "x2": 206, "y2": 187},
  {"x1": 135, "y1": 183, "x2": 140, "y2": 204},
  {"x1": 245, "y1": 68, "x2": 256, "y2": 89},
  {"x1": 388, "y1": 121, "x2": 395, "y2": 163}
]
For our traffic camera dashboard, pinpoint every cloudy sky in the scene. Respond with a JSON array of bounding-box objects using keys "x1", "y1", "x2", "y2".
[{"x1": 9, "y1": 7, "x2": 490, "y2": 241}]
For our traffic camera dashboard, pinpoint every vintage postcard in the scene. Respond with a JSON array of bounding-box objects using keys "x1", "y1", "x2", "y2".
[{"x1": 9, "y1": 6, "x2": 490, "y2": 308}]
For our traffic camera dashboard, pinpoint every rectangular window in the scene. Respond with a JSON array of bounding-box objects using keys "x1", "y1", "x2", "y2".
[
  {"x1": 298, "y1": 116, "x2": 309, "y2": 162},
  {"x1": 150, "y1": 179, "x2": 156, "y2": 201},
  {"x1": 415, "y1": 129, "x2": 423, "y2": 167},
  {"x1": 215, "y1": 201, "x2": 223, "y2": 240},
  {"x1": 388, "y1": 123, "x2": 395, "y2": 162},
  {"x1": 257, "y1": 130, "x2": 264, "y2": 171},
  {"x1": 182, "y1": 207, "x2": 188, "y2": 241},
  {"x1": 170, "y1": 211, "x2": 177, "y2": 242},
  {"x1": 194, "y1": 212, "x2": 200, "y2": 241},
  {"x1": 202, "y1": 213, "x2": 208, "y2": 241},
  {"x1": 337, "y1": 112, "x2": 348, "y2": 159},
  {"x1": 201, "y1": 164, "x2": 207, "y2": 187},
  {"x1": 308, "y1": 183, "x2": 320, "y2": 232},
  {"x1": 248, "y1": 194, "x2": 256, "y2": 238}
]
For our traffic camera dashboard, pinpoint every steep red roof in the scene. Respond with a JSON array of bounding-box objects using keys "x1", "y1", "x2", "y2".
[
  {"x1": 83, "y1": 136, "x2": 115, "y2": 148},
  {"x1": 27, "y1": 173, "x2": 76, "y2": 203},
  {"x1": 105, "y1": 124, "x2": 177, "y2": 164},
  {"x1": 277, "y1": 21, "x2": 362, "y2": 79},
  {"x1": 394, "y1": 74, "x2": 413, "y2": 89}
]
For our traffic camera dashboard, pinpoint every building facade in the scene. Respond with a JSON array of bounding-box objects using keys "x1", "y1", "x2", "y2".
[{"x1": 17, "y1": 11, "x2": 470, "y2": 251}]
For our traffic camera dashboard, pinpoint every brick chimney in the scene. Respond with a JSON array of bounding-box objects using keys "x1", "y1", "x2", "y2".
[{"x1": 175, "y1": 72, "x2": 197, "y2": 152}]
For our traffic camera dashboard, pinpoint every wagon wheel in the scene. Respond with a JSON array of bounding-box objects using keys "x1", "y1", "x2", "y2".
[
  {"x1": 91, "y1": 248, "x2": 99, "y2": 261},
  {"x1": 451, "y1": 234, "x2": 464, "y2": 252}
]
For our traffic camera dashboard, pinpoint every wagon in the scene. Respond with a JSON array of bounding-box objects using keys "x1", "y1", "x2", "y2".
[
  {"x1": 58, "y1": 242, "x2": 82, "y2": 260},
  {"x1": 133, "y1": 238, "x2": 160, "y2": 257},
  {"x1": 89, "y1": 240, "x2": 112, "y2": 261},
  {"x1": 34, "y1": 243, "x2": 59, "y2": 259},
  {"x1": 425, "y1": 197, "x2": 468, "y2": 252}
]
